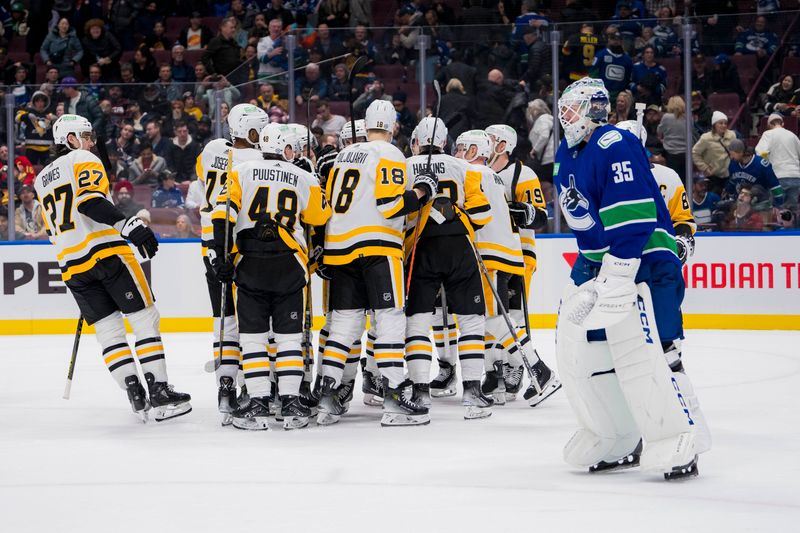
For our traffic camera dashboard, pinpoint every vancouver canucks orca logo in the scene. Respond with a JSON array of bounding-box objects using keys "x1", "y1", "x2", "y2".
[{"x1": 559, "y1": 174, "x2": 595, "y2": 231}]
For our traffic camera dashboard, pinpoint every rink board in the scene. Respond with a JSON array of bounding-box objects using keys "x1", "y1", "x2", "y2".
[{"x1": 1, "y1": 233, "x2": 798, "y2": 334}]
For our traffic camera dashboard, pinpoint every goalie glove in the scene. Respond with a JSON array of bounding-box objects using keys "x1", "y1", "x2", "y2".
[
  {"x1": 413, "y1": 170, "x2": 438, "y2": 202},
  {"x1": 675, "y1": 234, "x2": 695, "y2": 265},
  {"x1": 581, "y1": 254, "x2": 640, "y2": 330},
  {"x1": 508, "y1": 201, "x2": 535, "y2": 228},
  {"x1": 115, "y1": 216, "x2": 158, "y2": 259}
]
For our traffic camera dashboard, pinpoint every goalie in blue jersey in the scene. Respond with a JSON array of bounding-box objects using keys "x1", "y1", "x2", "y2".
[{"x1": 553, "y1": 77, "x2": 710, "y2": 480}]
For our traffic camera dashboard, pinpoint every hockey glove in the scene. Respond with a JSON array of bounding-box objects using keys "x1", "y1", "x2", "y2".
[
  {"x1": 207, "y1": 248, "x2": 235, "y2": 283},
  {"x1": 675, "y1": 234, "x2": 695, "y2": 265},
  {"x1": 316, "y1": 146, "x2": 338, "y2": 186},
  {"x1": 309, "y1": 244, "x2": 332, "y2": 279},
  {"x1": 293, "y1": 156, "x2": 315, "y2": 175},
  {"x1": 581, "y1": 254, "x2": 640, "y2": 330},
  {"x1": 115, "y1": 216, "x2": 158, "y2": 259},
  {"x1": 508, "y1": 201, "x2": 535, "y2": 228},
  {"x1": 413, "y1": 170, "x2": 438, "y2": 202}
]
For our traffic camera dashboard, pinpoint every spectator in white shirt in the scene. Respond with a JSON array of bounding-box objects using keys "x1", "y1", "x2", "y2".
[
  {"x1": 312, "y1": 99, "x2": 347, "y2": 135},
  {"x1": 755, "y1": 113, "x2": 800, "y2": 205}
]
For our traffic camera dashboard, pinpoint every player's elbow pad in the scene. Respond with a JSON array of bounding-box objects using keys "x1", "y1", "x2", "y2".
[{"x1": 77, "y1": 197, "x2": 125, "y2": 227}]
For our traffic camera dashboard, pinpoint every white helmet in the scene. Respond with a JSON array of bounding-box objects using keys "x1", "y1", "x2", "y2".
[
  {"x1": 614, "y1": 120, "x2": 647, "y2": 146},
  {"x1": 53, "y1": 114, "x2": 94, "y2": 149},
  {"x1": 557, "y1": 77, "x2": 610, "y2": 148},
  {"x1": 259, "y1": 123, "x2": 294, "y2": 160},
  {"x1": 485, "y1": 124, "x2": 517, "y2": 156},
  {"x1": 228, "y1": 104, "x2": 269, "y2": 145},
  {"x1": 287, "y1": 123, "x2": 318, "y2": 154},
  {"x1": 365, "y1": 99, "x2": 396, "y2": 133},
  {"x1": 411, "y1": 117, "x2": 447, "y2": 153},
  {"x1": 339, "y1": 119, "x2": 367, "y2": 147},
  {"x1": 455, "y1": 130, "x2": 492, "y2": 163}
]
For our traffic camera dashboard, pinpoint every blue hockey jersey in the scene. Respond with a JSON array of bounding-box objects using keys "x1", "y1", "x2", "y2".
[
  {"x1": 591, "y1": 49, "x2": 633, "y2": 98},
  {"x1": 726, "y1": 154, "x2": 785, "y2": 205},
  {"x1": 735, "y1": 29, "x2": 778, "y2": 55},
  {"x1": 630, "y1": 61, "x2": 667, "y2": 96},
  {"x1": 555, "y1": 124, "x2": 679, "y2": 268}
]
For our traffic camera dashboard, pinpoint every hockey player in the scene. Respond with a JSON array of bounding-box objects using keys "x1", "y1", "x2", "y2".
[
  {"x1": 455, "y1": 129, "x2": 561, "y2": 408},
  {"x1": 318, "y1": 99, "x2": 435, "y2": 427},
  {"x1": 404, "y1": 117, "x2": 495, "y2": 420},
  {"x1": 210, "y1": 123, "x2": 330, "y2": 430},
  {"x1": 554, "y1": 77, "x2": 708, "y2": 480},
  {"x1": 35, "y1": 115, "x2": 191, "y2": 421},
  {"x1": 485, "y1": 123, "x2": 557, "y2": 405},
  {"x1": 197, "y1": 103, "x2": 269, "y2": 424}
]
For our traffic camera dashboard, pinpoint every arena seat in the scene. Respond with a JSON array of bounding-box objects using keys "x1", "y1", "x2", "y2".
[
  {"x1": 782, "y1": 56, "x2": 800, "y2": 76},
  {"x1": 730, "y1": 54, "x2": 758, "y2": 94}
]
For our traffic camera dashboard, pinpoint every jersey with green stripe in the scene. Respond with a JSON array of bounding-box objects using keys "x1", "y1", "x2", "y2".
[{"x1": 555, "y1": 124, "x2": 679, "y2": 267}]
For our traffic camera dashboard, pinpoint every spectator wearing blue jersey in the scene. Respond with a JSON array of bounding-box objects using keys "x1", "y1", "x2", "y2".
[
  {"x1": 652, "y1": 7, "x2": 680, "y2": 57},
  {"x1": 151, "y1": 172, "x2": 185, "y2": 208},
  {"x1": 691, "y1": 176, "x2": 721, "y2": 226},
  {"x1": 610, "y1": 2, "x2": 642, "y2": 54},
  {"x1": 726, "y1": 139, "x2": 785, "y2": 206},
  {"x1": 591, "y1": 28, "x2": 633, "y2": 102},
  {"x1": 630, "y1": 45, "x2": 667, "y2": 101},
  {"x1": 735, "y1": 16, "x2": 778, "y2": 60},
  {"x1": 511, "y1": 1, "x2": 550, "y2": 54}
]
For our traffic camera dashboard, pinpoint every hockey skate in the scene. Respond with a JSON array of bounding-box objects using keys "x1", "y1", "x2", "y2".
[
  {"x1": 589, "y1": 441, "x2": 642, "y2": 473},
  {"x1": 231, "y1": 396, "x2": 270, "y2": 430},
  {"x1": 463, "y1": 380, "x2": 494, "y2": 419},
  {"x1": 268, "y1": 381, "x2": 282, "y2": 421},
  {"x1": 280, "y1": 395, "x2": 311, "y2": 430},
  {"x1": 237, "y1": 383, "x2": 250, "y2": 407},
  {"x1": 412, "y1": 382, "x2": 431, "y2": 409},
  {"x1": 481, "y1": 361, "x2": 506, "y2": 406},
  {"x1": 299, "y1": 379, "x2": 318, "y2": 417},
  {"x1": 664, "y1": 456, "x2": 699, "y2": 481},
  {"x1": 503, "y1": 363, "x2": 524, "y2": 402},
  {"x1": 336, "y1": 380, "x2": 355, "y2": 414},
  {"x1": 523, "y1": 360, "x2": 562, "y2": 407},
  {"x1": 144, "y1": 373, "x2": 192, "y2": 422},
  {"x1": 361, "y1": 359, "x2": 384, "y2": 406},
  {"x1": 125, "y1": 375, "x2": 150, "y2": 423},
  {"x1": 317, "y1": 376, "x2": 346, "y2": 426},
  {"x1": 381, "y1": 378, "x2": 430, "y2": 427},
  {"x1": 218, "y1": 376, "x2": 237, "y2": 426},
  {"x1": 430, "y1": 360, "x2": 458, "y2": 398}
]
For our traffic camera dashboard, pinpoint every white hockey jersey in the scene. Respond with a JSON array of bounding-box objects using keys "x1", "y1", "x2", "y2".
[
  {"x1": 651, "y1": 163, "x2": 696, "y2": 235},
  {"x1": 473, "y1": 163, "x2": 524, "y2": 275},
  {"x1": 211, "y1": 158, "x2": 330, "y2": 271},
  {"x1": 323, "y1": 140, "x2": 410, "y2": 266},
  {"x1": 196, "y1": 139, "x2": 264, "y2": 252},
  {"x1": 403, "y1": 153, "x2": 491, "y2": 254},
  {"x1": 496, "y1": 160, "x2": 546, "y2": 271},
  {"x1": 33, "y1": 149, "x2": 134, "y2": 282}
]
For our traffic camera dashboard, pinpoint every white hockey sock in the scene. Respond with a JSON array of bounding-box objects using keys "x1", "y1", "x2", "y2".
[
  {"x1": 128, "y1": 305, "x2": 168, "y2": 382},
  {"x1": 342, "y1": 339, "x2": 362, "y2": 384},
  {"x1": 405, "y1": 312, "x2": 433, "y2": 384},
  {"x1": 432, "y1": 307, "x2": 458, "y2": 365},
  {"x1": 274, "y1": 332, "x2": 303, "y2": 397},
  {"x1": 322, "y1": 309, "x2": 366, "y2": 387},
  {"x1": 456, "y1": 313, "x2": 485, "y2": 382},
  {"x1": 95, "y1": 311, "x2": 137, "y2": 389},
  {"x1": 364, "y1": 329, "x2": 379, "y2": 373},
  {"x1": 213, "y1": 315, "x2": 240, "y2": 380},
  {"x1": 240, "y1": 332, "x2": 271, "y2": 398},
  {"x1": 373, "y1": 307, "x2": 406, "y2": 388}
]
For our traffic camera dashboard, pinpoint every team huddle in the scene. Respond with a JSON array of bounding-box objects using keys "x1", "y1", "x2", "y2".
[{"x1": 34, "y1": 77, "x2": 711, "y2": 481}]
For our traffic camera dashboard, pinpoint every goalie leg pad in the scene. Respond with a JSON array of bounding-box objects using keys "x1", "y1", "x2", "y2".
[
  {"x1": 605, "y1": 283, "x2": 697, "y2": 474},
  {"x1": 556, "y1": 310, "x2": 641, "y2": 468},
  {"x1": 128, "y1": 305, "x2": 168, "y2": 383}
]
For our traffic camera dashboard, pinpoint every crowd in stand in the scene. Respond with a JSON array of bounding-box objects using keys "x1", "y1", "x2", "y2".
[{"x1": 1, "y1": 0, "x2": 800, "y2": 240}]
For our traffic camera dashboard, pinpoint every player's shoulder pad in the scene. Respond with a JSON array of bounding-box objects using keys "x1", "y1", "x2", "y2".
[
  {"x1": 74, "y1": 148, "x2": 104, "y2": 165},
  {"x1": 596, "y1": 128, "x2": 624, "y2": 150},
  {"x1": 375, "y1": 140, "x2": 405, "y2": 161}
]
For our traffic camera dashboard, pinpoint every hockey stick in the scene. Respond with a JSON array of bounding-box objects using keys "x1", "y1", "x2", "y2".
[
  {"x1": 405, "y1": 79, "x2": 441, "y2": 297},
  {"x1": 302, "y1": 91, "x2": 316, "y2": 376},
  {"x1": 464, "y1": 231, "x2": 543, "y2": 394},
  {"x1": 440, "y1": 284, "x2": 449, "y2": 363},
  {"x1": 62, "y1": 316, "x2": 84, "y2": 399},
  {"x1": 214, "y1": 148, "x2": 234, "y2": 372},
  {"x1": 348, "y1": 55, "x2": 369, "y2": 144}
]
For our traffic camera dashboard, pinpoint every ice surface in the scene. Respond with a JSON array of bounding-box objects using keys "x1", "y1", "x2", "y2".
[{"x1": 1, "y1": 330, "x2": 799, "y2": 532}]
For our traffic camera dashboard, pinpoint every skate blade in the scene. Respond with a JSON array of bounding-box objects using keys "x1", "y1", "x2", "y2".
[
  {"x1": 492, "y1": 393, "x2": 506, "y2": 406},
  {"x1": 464, "y1": 406, "x2": 493, "y2": 419},
  {"x1": 504, "y1": 392, "x2": 518, "y2": 402},
  {"x1": 316, "y1": 411, "x2": 341, "y2": 426},
  {"x1": 133, "y1": 409, "x2": 149, "y2": 423},
  {"x1": 232, "y1": 416, "x2": 270, "y2": 430},
  {"x1": 589, "y1": 454, "x2": 641, "y2": 474},
  {"x1": 381, "y1": 412, "x2": 431, "y2": 426},
  {"x1": 430, "y1": 387, "x2": 457, "y2": 398},
  {"x1": 664, "y1": 458, "x2": 699, "y2": 481},
  {"x1": 153, "y1": 402, "x2": 192, "y2": 422},
  {"x1": 363, "y1": 394, "x2": 384, "y2": 407},
  {"x1": 527, "y1": 379, "x2": 562, "y2": 407},
  {"x1": 283, "y1": 416, "x2": 310, "y2": 430},
  {"x1": 220, "y1": 413, "x2": 233, "y2": 426}
]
